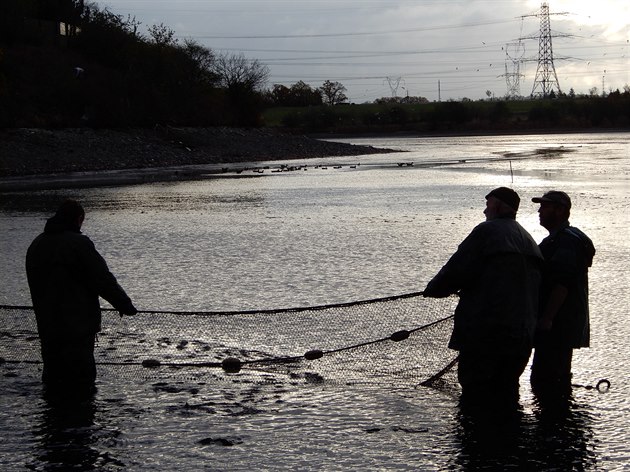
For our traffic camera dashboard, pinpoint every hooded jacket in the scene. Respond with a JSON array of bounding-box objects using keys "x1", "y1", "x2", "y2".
[
  {"x1": 538, "y1": 222, "x2": 595, "y2": 348},
  {"x1": 26, "y1": 216, "x2": 135, "y2": 339},
  {"x1": 424, "y1": 217, "x2": 544, "y2": 351}
]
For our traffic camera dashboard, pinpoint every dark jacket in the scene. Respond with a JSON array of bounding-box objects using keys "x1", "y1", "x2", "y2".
[
  {"x1": 538, "y1": 222, "x2": 595, "y2": 348},
  {"x1": 26, "y1": 217, "x2": 135, "y2": 339},
  {"x1": 424, "y1": 217, "x2": 544, "y2": 351}
]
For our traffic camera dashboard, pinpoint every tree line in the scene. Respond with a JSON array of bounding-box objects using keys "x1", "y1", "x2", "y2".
[
  {"x1": 265, "y1": 80, "x2": 348, "y2": 107},
  {"x1": 268, "y1": 93, "x2": 630, "y2": 133}
]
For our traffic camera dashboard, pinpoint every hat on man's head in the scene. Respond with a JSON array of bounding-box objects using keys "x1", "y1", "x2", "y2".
[
  {"x1": 531, "y1": 190, "x2": 571, "y2": 209},
  {"x1": 486, "y1": 187, "x2": 520, "y2": 212}
]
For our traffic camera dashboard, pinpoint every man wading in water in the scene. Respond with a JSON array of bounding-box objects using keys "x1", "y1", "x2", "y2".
[
  {"x1": 26, "y1": 200, "x2": 137, "y2": 398},
  {"x1": 423, "y1": 187, "x2": 543, "y2": 412},
  {"x1": 530, "y1": 190, "x2": 595, "y2": 404}
]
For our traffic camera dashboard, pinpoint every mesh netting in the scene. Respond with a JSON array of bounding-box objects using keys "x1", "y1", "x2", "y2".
[{"x1": 0, "y1": 293, "x2": 458, "y2": 388}]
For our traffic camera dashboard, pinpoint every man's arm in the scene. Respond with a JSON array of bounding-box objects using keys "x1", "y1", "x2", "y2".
[
  {"x1": 537, "y1": 284, "x2": 568, "y2": 331},
  {"x1": 423, "y1": 223, "x2": 486, "y2": 298},
  {"x1": 79, "y1": 236, "x2": 137, "y2": 315}
]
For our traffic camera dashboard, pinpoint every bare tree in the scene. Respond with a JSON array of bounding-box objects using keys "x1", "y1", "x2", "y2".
[
  {"x1": 182, "y1": 39, "x2": 214, "y2": 71},
  {"x1": 148, "y1": 23, "x2": 177, "y2": 47},
  {"x1": 181, "y1": 39, "x2": 218, "y2": 85},
  {"x1": 213, "y1": 53, "x2": 270, "y2": 93},
  {"x1": 319, "y1": 80, "x2": 347, "y2": 105}
]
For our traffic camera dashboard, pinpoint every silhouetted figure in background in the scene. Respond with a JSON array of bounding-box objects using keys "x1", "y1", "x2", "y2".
[
  {"x1": 530, "y1": 191, "x2": 595, "y2": 403},
  {"x1": 423, "y1": 187, "x2": 543, "y2": 412},
  {"x1": 26, "y1": 200, "x2": 137, "y2": 397}
]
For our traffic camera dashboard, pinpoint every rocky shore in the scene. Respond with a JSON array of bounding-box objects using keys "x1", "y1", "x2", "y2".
[{"x1": 0, "y1": 127, "x2": 394, "y2": 182}]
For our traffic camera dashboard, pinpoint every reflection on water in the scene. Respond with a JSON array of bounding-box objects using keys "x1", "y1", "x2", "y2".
[
  {"x1": 452, "y1": 396, "x2": 597, "y2": 470},
  {"x1": 34, "y1": 395, "x2": 100, "y2": 470},
  {"x1": 1, "y1": 132, "x2": 629, "y2": 471},
  {"x1": 532, "y1": 398, "x2": 597, "y2": 470},
  {"x1": 454, "y1": 408, "x2": 533, "y2": 470},
  {"x1": 31, "y1": 392, "x2": 127, "y2": 471}
]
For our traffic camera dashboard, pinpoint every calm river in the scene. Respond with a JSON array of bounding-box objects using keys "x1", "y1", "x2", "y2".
[{"x1": 1, "y1": 132, "x2": 628, "y2": 470}]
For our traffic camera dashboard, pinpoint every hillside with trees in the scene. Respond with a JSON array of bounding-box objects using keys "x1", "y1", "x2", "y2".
[{"x1": 0, "y1": 0, "x2": 270, "y2": 128}]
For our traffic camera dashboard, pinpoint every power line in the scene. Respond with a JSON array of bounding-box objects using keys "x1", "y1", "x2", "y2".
[{"x1": 186, "y1": 18, "x2": 521, "y2": 39}]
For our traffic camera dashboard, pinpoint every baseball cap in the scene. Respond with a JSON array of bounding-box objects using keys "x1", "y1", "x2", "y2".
[
  {"x1": 485, "y1": 187, "x2": 520, "y2": 212},
  {"x1": 531, "y1": 190, "x2": 572, "y2": 209}
]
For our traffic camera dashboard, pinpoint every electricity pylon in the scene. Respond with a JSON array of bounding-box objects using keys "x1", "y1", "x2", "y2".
[
  {"x1": 385, "y1": 77, "x2": 404, "y2": 97},
  {"x1": 502, "y1": 41, "x2": 525, "y2": 98},
  {"x1": 528, "y1": 2, "x2": 566, "y2": 97}
]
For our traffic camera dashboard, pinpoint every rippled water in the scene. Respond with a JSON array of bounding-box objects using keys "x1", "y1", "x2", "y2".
[{"x1": 1, "y1": 132, "x2": 628, "y2": 470}]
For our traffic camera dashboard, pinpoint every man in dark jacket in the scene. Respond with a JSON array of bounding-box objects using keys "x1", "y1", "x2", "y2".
[
  {"x1": 423, "y1": 187, "x2": 543, "y2": 410},
  {"x1": 530, "y1": 190, "x2": 595, "y2": 400},
  {"x1": 26, "y1": 200, "x2": 137, "y2": 394}
]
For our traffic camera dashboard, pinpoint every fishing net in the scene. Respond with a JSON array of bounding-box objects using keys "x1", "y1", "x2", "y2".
[{"x1": 0, "y1": 292, "x2": 459, "y2": 389}]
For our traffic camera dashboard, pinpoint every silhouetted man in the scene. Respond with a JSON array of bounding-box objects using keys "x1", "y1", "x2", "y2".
[
  {"x1": 26, "y1": 200, "x2": 137, "y2": 396},
  {"x1": 530, "y1": 191, "x2": 595, "y2": 400},
  {"x1": 423, "y1": 187, "x2": 543, "y2": 410}
]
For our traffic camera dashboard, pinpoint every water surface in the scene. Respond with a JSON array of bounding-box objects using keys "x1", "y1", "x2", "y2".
[{"x1": 1, "y1": 132, "x2": 628, "y2": 470}]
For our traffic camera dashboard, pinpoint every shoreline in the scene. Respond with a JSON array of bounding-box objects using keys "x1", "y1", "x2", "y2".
[
  {"x1": 0, "y1": 126, "x2": 398, "y2": 191},
  {"x1": 0, "y1": 160, "x2": 365, "y2": 191},
  {"x1": 2, "y1": 126, "x2": 627, "y2": 191},
  {"x1": 309, "y1": 126, "x2": 630, "y2": 139}
]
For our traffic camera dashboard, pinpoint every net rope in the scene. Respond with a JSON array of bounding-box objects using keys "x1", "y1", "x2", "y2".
[{"x1": 0, "y1": 292, "x2": 458, "y2": 388}]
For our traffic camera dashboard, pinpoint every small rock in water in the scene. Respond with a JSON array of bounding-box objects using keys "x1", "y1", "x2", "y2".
[
  {"x1": 198, "y1": 437, "x2": 242, "y2": 447},
  {"x1": 222, "y1": 357, "x2": 242, "y2": 373}
]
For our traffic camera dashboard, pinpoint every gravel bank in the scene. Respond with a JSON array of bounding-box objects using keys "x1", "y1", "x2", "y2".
[{"x1": 0, "y1": 127, "x2": 394, "y2": 177}]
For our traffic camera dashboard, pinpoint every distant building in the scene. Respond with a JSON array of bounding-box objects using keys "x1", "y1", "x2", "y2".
[{"x1": 21, "y1": 18, "x2": 80, "y2": 47}]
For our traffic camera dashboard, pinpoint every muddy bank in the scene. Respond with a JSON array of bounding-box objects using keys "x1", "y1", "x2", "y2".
[{"x1": 0, "y1": 127, "x2": 395, "y2": 178}]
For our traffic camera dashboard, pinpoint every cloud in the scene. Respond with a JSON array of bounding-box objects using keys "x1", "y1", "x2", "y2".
[{"x1": 102, "y1": 0, "x2": 629, "y2": 101}]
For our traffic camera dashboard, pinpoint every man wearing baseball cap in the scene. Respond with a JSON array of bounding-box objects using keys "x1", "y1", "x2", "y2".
[
  {"x1": 423, "y1": 187, "x2": 543, "y2": 411},
  {"x1": 530, "y1": 190, "x2": 596, "y2": 402}
]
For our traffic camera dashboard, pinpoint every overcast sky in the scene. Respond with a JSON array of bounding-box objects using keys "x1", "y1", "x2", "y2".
[{"x1": 99, "y1": 0, "x2": 628, "y2": 102}]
